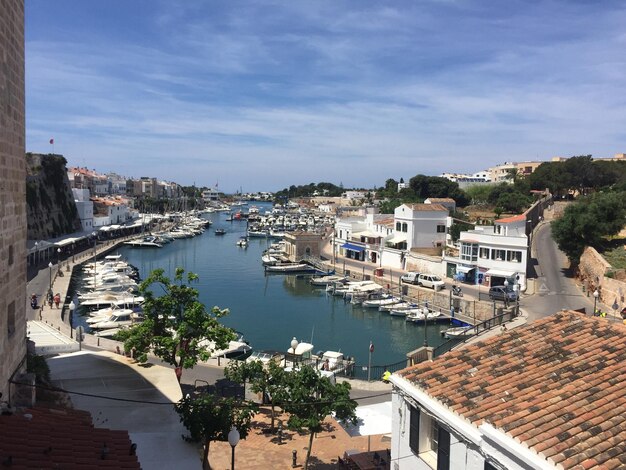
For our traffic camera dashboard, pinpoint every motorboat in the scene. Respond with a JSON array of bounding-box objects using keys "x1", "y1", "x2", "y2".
[
  {"x1": 236, "y1": 237, "x2": 249, "y2": 247},
  {"x1": 404, "y1": 309, "x2": 427, "y2": 322},
  {"x1": 310, "y1": 275, "x2": 346, "y2": 286},
  {"x1": 123, "y1": 236, "x2": 163, "y2": 248},
  {"x1": 247, "y1": 229, "x2": 268, "y2": 238},
  {"x1": 318, "y1": 350, "x2": 354, "y2": 375},
  {"x1": 362, "y1": 295, "x2": 402, "y2": 308},
  {"x1": 246, "y1": 350, "x2": 284, "y2": 365},
  {"x1": 443, "y1": 326, "x2": 474, "y2": 339},
  {"x1": 89, "y1": 311, "x2": 142, "y2": 330},
  {"x1": 379, "y1": 301, "x2": 417, "y2": 312},
  {"x1": 214, "y1": 228, "x2": 226, "y2": 235},
  {"x1": 265, "y1": 263, "x2": 317, "y2": 274}
]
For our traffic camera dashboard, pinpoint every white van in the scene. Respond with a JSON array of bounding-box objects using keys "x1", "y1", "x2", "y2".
[
  {"x1": 417, "y1": 274, "x2": 445, "y2": 290},
  {"x1": 400, "y1": 272, "x2": 420, "y2": 285}
]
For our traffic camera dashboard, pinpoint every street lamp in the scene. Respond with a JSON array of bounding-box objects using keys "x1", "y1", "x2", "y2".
[
  {"x1": 48, "y1": 261, "x2": 53, "y2": 292},
  {"x1": 34, "y1": 241, "x2": 38, "y2": 266},
  {"x1": 68, "y1": 300, "x2": 76, "y2": 324},
  {"x1": 593, "y1": 290, "x2": 599, "y2": 315},
  {"x1": 228, "y1": 426, "x2": 240, "y2": 470},
  {"x1": 57, "y1": 247, "x2": 61, "y2": 264}
]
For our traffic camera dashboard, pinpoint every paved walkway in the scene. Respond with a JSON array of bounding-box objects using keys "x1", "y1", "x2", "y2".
[{"x1": 206, "y1": 408, "x2": 390, "y2": 470}]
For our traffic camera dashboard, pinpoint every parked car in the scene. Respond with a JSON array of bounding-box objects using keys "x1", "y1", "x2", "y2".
[
  {"x1": 400, "y1": 272, "x2": 421, "y2": 284},
  {"x1": 417, "y1": 274, "x2": 445, "y2": 290},
  {"x1": 488, "y1": 286, "x2": 519, "y2": 302}
]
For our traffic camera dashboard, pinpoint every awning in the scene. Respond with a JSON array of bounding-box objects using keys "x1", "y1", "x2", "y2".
[
  {"x1": 354, "y1": 230, "x2": 380, "y2": 238},
  {"x1": 339, "y1": 402, "x2": 392, "y2": 437},
  {"x1": 387, "y1": 235, "x2": 407, "y2": 244},
  {"x1": 342, "y1": 243, "x2": 365, "y2": 252},
  {"x1": 456, "y1": 265, "x2": 475, "y2": 274},
  {"x1": 485, "y1": 269, "x2": 516, "y2": 278},
  {"x1": 55, "y1": 236, "x2": 86, "y2": 247}
]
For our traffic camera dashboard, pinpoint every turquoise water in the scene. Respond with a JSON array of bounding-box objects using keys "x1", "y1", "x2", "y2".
[{"x1": 107, "y1": 204, "x2": 450, "y2": 367}]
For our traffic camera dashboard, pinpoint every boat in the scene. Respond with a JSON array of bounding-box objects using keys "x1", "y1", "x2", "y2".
[
  {"x1": 247, "y1": 229, "x2": 268, "y2": 238},
  {"x1": 318, "y1": 350, "x2": 354, "y2": 375},
  {"x1": 236, "y1": 237, "x2": 249, "y2": 247},
  {"x1": 443, "y1": 326, "x2": 474, "y2": 339},
  {"x1": 265, "y1": 263, "x2": 317, "y2": 274},
  {"x1": 310, "y1": 275, "x2": 346, "y2": 286},
  {"x1": 404, "y1": 309, "x2": 426, "y2": 322},
  {"x1": 123, "y1": 236, "x2": 163, "y2": 248},
  {"x1": 361, "y1": 296, "x2": 402, "y2": 308},
  {"x1": 378, "y1": 301, "x2": 417, "y2": 312},
  {"x1": 214, "y1": 228, "x2": 226, "y2": 235},
  {"x1": 246, "y1": 349, "x2": 285, "y2": 366},
  {"x1": 89, "y1": 311, "x2": 143, "y2": 330}
]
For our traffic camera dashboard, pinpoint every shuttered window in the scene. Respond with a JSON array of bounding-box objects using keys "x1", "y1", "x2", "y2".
[
  {"x1": 409, "y1": 405, "x2": 420, "y2": 454},
  {"x1": 436, "y1": 426, "x2": 450, "y2": 470}
]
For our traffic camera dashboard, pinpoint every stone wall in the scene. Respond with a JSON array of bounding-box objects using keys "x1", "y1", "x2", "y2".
[
  {"x1": 579, "y1": 246, "x2": 626, "y2": 313},
  {"x1": 0, "y1": 0, "x2": 27, "y2": 403},
  {"x1": 26, "y1": 153, "x2": 82, "y2": 240}
]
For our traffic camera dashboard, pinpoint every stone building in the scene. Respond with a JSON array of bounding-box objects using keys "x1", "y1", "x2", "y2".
[
  {"x1": 283, "y1": 232, "x2": 323, "y2": 262},
  {"x1": 0, "y1": 0, "x2": 27, "y2": 402}
]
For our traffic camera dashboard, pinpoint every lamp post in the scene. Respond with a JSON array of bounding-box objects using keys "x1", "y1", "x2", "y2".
[
  {"x1": 34, "y1": 241, "x2": 38, "y2": 266},
  {"x1": 593, "y1": 290, "x2": 599, "y2": 315},
  {"x1": 289, "y1": 337, "x2": 298, "y2": 367},
  {"x1": 367, "y1": 341, "x2": 374, "y2": 382},
  {"x1": 423, "y1": 301, "x2": 429, "y2": 347},
  {"x1": 48, "y1": 261, "x2": 53, "y2": 292},
  {"x1": 68, "y1": 300, "x2": 75, "y2": 324},
  {"x1": 57, "y1": 247, "x2": 61, "y2": 264},
  {"x1": 228, "y1": 426, "x2": 240, "y2": 470}
]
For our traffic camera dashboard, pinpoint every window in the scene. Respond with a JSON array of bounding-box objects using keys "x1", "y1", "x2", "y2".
[
  {"x1": 461, "y1": 243, "x2": 477, "y2": 262},
  {"x1": 480, "y1": 247, "x2": 490, "y2": 259},
  {"x1": 507, "y1": 251, "x2": 522, "y2": 263},
  {"x1": 409, "y1": 405, "x2": 420, "y2": 454},
  {"x1": 396, "y1": 222, "x2": 402, "y2": 231},
  {"x1": 436, "y1": 224, "x2": 446, "y2": 233},
  {"x1": 402, "y1": 223, "x2": 408, "y2": 232},
  {"x1": 492, "y1": 249, "x2": 505, "y2": 261},
  {"x1": 417, "y1": 414, "x2": 450, "y2": 470},
  {"x1": 7, "y1": 301, "x2": 15, "y2": 337},
  {"x1": 8, "y1": 245, "x2": 14, "y2": 265}
]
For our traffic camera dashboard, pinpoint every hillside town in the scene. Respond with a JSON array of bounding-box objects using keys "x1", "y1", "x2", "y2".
[{"x1": 3, "y1": 2, "x2": 626, "y2": 470}]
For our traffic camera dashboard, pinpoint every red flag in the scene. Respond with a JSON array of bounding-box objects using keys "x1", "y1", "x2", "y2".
[{"x1": 49, "y1": 138, "x2": 54, "y2": 144}]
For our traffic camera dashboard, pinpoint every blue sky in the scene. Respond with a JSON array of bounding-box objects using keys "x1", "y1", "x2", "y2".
[{"x1": 26, "y1": 1, "x2": 626, "y2": 192}]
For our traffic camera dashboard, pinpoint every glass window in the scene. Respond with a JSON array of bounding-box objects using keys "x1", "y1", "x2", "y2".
[
  {"x1": 492, "y1": 249, "x2": 505, "y2": 261},
  {"x1": 507, "y1": 251, "x2": 522, "y2": 263},
  {"x1": 402, "y1": 223, "x2": 408, "y2": 232},
  {"x1": 396, "y1": 222, "x2": 401, "y2": 231},
  {"x1": 437, "y1": 224, "x2": 446, "y2": 233},
  {"x1": 480, "y1": 247, "x2": 490, "y2": 259},
  {"x1": 461, "y1": 243, "x2": 477, "y2": 262},
  {"x1": 7, "y1": 301, "x2": 15, "y2": 337}
]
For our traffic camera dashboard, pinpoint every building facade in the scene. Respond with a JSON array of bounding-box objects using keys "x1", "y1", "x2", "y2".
[{"x1": 0, "y1": 0, "x2": 27, "y2": 402}]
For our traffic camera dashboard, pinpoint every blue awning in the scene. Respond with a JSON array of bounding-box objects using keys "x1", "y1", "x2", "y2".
[{"x1": 342, "y1": 243, "x2": 365, "y2": 252}]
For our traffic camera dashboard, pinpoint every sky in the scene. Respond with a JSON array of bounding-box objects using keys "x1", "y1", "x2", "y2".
[{"x1": 25, "y1": 1, "x2": 626, "y2": 193}]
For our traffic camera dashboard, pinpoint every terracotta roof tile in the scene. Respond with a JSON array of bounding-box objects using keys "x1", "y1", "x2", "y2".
[
  {"x1": 0, "y1": 407, "x2": 140, "y2": 469},
  {"x1": 397, "y1": 311, "x2": 626, "y2": 469},
  {"x1": 404, "y1": 203, "x2": 449, "y2": 212}
]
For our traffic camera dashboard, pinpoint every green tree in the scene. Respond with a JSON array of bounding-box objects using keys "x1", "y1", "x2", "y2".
[
  {"x1": 552, "y1": 191, "x2": 626, "y2": 263},
  {"x1": 464, "y1": 184, "x2": 493, "y2": 205},
  {"x1": 224, "y1": 360, "x2": 264, "y2": 402},
  {"x1": 282, "y1": 365, "x2": 357, "y2": 470},
  {"x1": 118, "y1": 268, "x2": 235, "y2": 381},
  {"x1": 175, "y1": 394, "x2": 257, "y2": 469},
  {"x1": 248, "y1": 360, "x2": 289, "y2": 431}
]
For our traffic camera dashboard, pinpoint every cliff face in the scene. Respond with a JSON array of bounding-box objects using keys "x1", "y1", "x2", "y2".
[{"x1": 26, "y1": 153, "x2": 82, "y2": 240}]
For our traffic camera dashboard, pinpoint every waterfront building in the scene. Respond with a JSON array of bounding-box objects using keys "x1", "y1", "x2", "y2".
[
  {"x1": 284, "y1": 232, "x2": 323, "y2": 261},
  {"x1": 92, "y1": 197, "x2": 130, "y2": 226},
  {"x1": 0, "y1": 0, "x2": 27, "y2": 402},
  {"x1": 72, "y1": 188, "x2": 94, "y2": 231},
  {"x1": 444, "y1": 214, "x2": 528, "y2": 290},
  {"x1": 202, "y1": 186, "x2": 220, "y2": 201},
  {"x1": 389, "y1": 311, "x2": 626, "y2": 470}
]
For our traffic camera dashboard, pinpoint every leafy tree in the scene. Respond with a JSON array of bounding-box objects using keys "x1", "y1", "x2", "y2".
[
  {"x1": 281, "y1": 365, "x2": 357, "y2": 470},
  {"x1": 175, "y1": 394, "x2": 257, "y2": 469},
  {"x1": 224, "y1": 360, "x2": 264, "y2": 401},
  {"x1": 248, "y1": 361, "x2": 289, "y2": 431},
  {"x1": 118, "y1": 268, "x2": 235, "y2": 381},
  {"x1": 552, "y1": 191, "x2": 626, "y2": 263},
  {"x1": 465, "y1": 184, "x2": 493, "y2": 205}
]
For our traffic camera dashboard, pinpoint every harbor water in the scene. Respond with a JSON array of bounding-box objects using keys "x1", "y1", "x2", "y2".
[{"x1": 91, "y1": 205, "x2": 452, "y2": 369}]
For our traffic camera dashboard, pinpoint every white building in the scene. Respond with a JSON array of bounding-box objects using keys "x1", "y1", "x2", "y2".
[
  {"x1": 393, "y1": 204, "x2": 449, "y2": 251},
  {"x1": 390, "y1": 311, "x2": 625, "y2": 470},
  {"x1": 444, "y1": 214, "x2": 528, "y2": 290},
  {"x1": 488, "y1": 162, "x2": 517, "y2": 183},
  {"x1": 72, "y1": 188, "x2": 94, "y2": 231},
  {"x1": 202, "y1": 187, "x2": 220, "y2": 201}
]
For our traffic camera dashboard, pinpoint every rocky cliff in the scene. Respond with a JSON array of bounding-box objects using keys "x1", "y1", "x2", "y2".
[{"x1": 26, "y1": 153, "x2": 81, "y2": 240}]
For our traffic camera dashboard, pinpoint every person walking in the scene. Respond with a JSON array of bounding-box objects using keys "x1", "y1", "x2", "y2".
[{"x1": 53, "y1": 293, "x2": 61, "y2": 308}]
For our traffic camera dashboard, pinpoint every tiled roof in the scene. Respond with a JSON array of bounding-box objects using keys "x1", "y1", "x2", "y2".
[
  {"x1": 405, "y1": 203, "x2": 448, "y2": 212},
  {"x1": 397, "y1": 311, "x2": 626, "y2": 469},
  {"x1": 495, "y1": 213, "x2": 526, "y2": 224},
  {"x1": 426, "y1": 198, "x2": 456, "y2": 203},
  {"x1": 0, "y1": 406, "x2": 140, "y2": 469}
]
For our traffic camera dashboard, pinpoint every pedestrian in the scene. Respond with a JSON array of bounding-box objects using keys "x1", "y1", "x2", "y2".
[
  {"x1": 30, "y1": 294, "x2": 38, "y2": 309},
  {"x1": 53, "y1": 293, "x2": 61, "y2": 308}
]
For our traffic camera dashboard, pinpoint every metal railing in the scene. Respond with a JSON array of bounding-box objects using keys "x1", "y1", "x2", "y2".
[{"x1": 433, "y1": 308, "x2": 518, "y2": 358}]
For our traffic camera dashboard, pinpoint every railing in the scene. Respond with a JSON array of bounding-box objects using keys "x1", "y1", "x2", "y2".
[
  {"x1": 289, "y1": 354, "x2": 407, "y2": 382},
  {"x1": 433, "y1": 308, "x2": 518, "y2": 358}
]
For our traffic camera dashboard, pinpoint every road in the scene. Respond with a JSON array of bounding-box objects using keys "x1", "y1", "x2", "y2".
[{"x1": 523, "y1": 222, "x2": 593, "y2": 321}]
